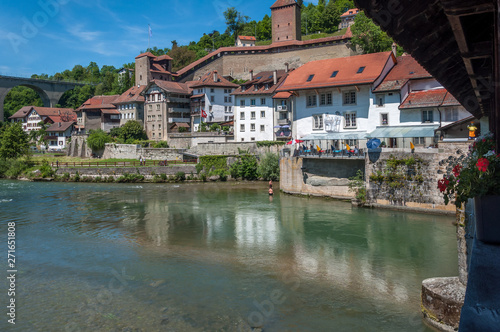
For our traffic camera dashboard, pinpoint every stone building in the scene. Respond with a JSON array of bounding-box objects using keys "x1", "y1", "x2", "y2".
[
  {"x1": 271, "y1": 0, "x2": 301, "y2": 43},
  {"x1": 135, "y1": 52, "x2": 174, "y2": 86},
  {"x1": 112, "y1": 85, "x2": 146, "y2": 126},
  {"x1": 75, "y1": 95, "x2": 120, "y2": 133}
]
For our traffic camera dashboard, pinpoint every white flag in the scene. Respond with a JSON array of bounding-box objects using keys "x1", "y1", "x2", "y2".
[{"x1": 148, "y1": 25, "x2": 152, "y2": 38}]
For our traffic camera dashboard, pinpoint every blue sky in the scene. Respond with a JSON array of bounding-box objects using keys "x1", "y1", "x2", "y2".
[{"x1": 0, "y1": 0, "x2": 318, "y2": 77}]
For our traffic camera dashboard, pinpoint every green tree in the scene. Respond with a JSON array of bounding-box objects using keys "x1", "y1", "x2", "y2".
[
  {"x1": 3, "y1": 86, "x2": 43, "y2": 120},
  {"x1": 119, "y1": 120, "x2": 147, "y2": 142},
  {"x1": 0, "y1": 123, "x2": 30, "y2": 160},
  {"x1": 86, "y1": 129, "x2": 112, "y2": 151},
  {"x1": 71, "y1": 65, "x2": 85, "y2": 81},
  {"x1": 29, "y1": 121, "x2": 50, "y2": 150},
  {"x1": 323, "y1": 0, "x2": 341, "y2": 33},
  {"x1": 257, "y1": 152, "x2": 280, "y2": 181},
  {"x1": 224, "y1": 7, "x2": 249, "y2": 43},
  {"x1": 351, "y1": 12, "x2": 394, "y2": 54}
]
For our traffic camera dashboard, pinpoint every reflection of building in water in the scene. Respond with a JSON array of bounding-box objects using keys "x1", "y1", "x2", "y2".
[
  {"x1": 143, "y1": 200, "x2": 170, "y2": 246},
  {"x1": 235, "y1": 210, "x2": 280, "y2": 249}
]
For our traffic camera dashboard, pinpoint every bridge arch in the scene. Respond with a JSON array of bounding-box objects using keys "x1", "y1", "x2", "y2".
[{"x1": 0, "y1": 75, "x2": 87, "y2": 121}]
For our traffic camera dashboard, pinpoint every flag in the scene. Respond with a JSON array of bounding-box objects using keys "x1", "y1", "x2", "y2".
[
  {"x1": 201, "y1": 109, "x2": 207, "y2": 118},
  {"x1": 346, "y1": 143, "x2": 351, "y2": 150},
  {"x1": 410, "y1": 141, "x2": 415, "y2": 150},
  {"x1": 316, "y1": 145, "x2": 321, "y2": 152},
  {"x1": 148, "y1": 25, "x2": 152, "y2": 38}
]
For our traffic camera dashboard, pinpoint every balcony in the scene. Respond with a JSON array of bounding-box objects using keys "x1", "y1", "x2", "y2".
[
  {"x1": 277, "y1": 118, "x2": 290, "y2": 125},
  {"x1": 276, "y1": 105, "x2": 288, "y2": 112},
  {"x1": 169, "y1": 107, "x2": 190, "y2": 113}
]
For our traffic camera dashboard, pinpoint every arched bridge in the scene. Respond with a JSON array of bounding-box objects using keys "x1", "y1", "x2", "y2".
[{"x1": 0, "y1": 75, "x2": 88, "y2": 121}]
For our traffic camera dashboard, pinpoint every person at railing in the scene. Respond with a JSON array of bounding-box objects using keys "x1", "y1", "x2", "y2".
[{"x1": 354, "y1": 145, "x2": 359, "y2": 156}]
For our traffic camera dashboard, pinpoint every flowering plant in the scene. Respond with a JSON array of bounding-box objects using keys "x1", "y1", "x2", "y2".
[{"x1": 438, "y1": 133, "x2": 500, "y2": 207}]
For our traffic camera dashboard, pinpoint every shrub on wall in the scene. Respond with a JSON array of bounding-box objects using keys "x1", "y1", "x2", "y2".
[
  {"x1": 230, "y1": 154, "x2": 258, "y2": 180},
  {"x1": 257, "y1": 152, "x2": 280, "y2": 181},
  {"x1": 256, "y1": 141, "x2": 286, "y2": 148}
]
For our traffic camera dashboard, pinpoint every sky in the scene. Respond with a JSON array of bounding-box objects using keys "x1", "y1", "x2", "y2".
[{"x1": 0, "y1": 0, "x2": 318, "y2": 77}]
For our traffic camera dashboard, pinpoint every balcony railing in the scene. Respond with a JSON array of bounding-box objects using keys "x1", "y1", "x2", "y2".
[
  {"x1": 277, "y1": 118, "x2": 290, "y2": 125},
  {"x1": 276, "y1": 105, "x2": 288, "y2": 111}
]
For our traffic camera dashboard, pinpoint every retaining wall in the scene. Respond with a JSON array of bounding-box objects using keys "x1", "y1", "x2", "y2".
[
  {"x1": 101, "y1": 144, "x2": 186, "y2": 161},
  {"x1": 55, "y1": 165, "x2": 197, "y2": 179}
]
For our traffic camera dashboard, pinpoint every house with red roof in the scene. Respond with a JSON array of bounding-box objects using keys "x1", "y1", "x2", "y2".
[
  {"x1": 368, "y1": 55, "x2": 471, "y2": 148},
  {"x1": 339, "y1": 8, "x2": 360, "y2": 30},
  {"x1": 135, "y1": 52, "x2": 174, "y2": 87},
  {"x1": 140, "y1": 80, "x2": 192, "y2": 141},
  {"x1": 76, "y1": 95, "x2": 121, "y2": 133},
  {"x1": 236, "y1": 36, "x2": 256, "y2": 47},
  {"x1": 190, "y1": 71, "x2": 239, "y2": 131},
  {"x1": 112, "y1": 85, "x2": 147, "y2": 126},
  {"x1": 232, "y1": 69, "x2": 289, "y2": 142},
  {"x1": 276, "y1": 51, "x2": 397, "y2": 149}
]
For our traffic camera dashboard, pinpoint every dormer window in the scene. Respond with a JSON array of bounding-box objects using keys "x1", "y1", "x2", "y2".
[
  {"x1": 265, "y1": 84, "x2": 269, "y2": 90},
  {"x1": 331, "y1": 71, "x2": 339, "y2": 78},
  {"x1": 307, "y1": 75, "x2": 315, "y2": 82},
  {"x1": 254, "y1": 85, "x2": 258, "y2": 91},
  {"x1": 357, "y1": 66, "x2": 366, "y2": 74},
  {"x1": 242, "y1": 86, "x2": 246, "y2": 92}
]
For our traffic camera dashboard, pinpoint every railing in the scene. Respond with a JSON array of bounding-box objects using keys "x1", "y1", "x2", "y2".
[
  {"x1": 35, "y1": 160, "x2": 197, "y2": 168},
  {"x1": 295, "y1": 149, "x2": 366, "y2": 159}
]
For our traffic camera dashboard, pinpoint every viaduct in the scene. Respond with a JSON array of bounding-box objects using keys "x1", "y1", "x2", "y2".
[{"x1": 0, "y1": 75, "x2": 87, "y2": 121}]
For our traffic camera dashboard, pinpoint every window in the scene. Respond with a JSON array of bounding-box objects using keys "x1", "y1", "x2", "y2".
[
  {"x1": 422, "y1": 110, "x2": 434, "y2": 123},
  {"x1": 331, "y1": 71, "x2": 339, "y2": 78},
  {"x1": 210, "y1": 88, "x2": 214, "y2": 93},
  {"x1": 251, "y1": 111, "x2": 256, "y2": 119},
  {"x1": 413, "y1": 137, "x2": 425, "y2": 145},
  {"x1": 381, "y1": 113, "x2": 389, "y2": 126},
  {"x1": 376, "y1": 94, "x2": 385, "y2": 107},
  {"x1": 344, "y1": 112, "x2": 357, "y2": 128},
  {"x1": 240, "y1": 112, "x2": 245, "y2": 120},
  {"x1": 261, "y1": 111, "x2": 265, "y2": 118},
  {"x1": 159, "y1": 133, "x2": 162, "y2": 138},
  {"x1": 445, "y1": 109, "x2": 459, "y2": 122},
  {"x1": 307, "y1": 95, "x2": 317, "y2": 107},
  {"x1": 313, "y1": 114, "x2": 323, "y2": 130},
  {"x1": 158, "y1": 124, "x2": 161, "y2": 130},
  {"x1": 320, "y1": 93, "x2": 332, "y2": 106},
  {"x1": 224, "y1": 96, "x2": 232, "y2": 103},
  {"x1": 241, "y1": 138, "x2": 245, "y2": 142},
  {"x1": 261, "y1": 98, "x2": 266, "y2": 105},
  {"x1": 260, "y1": 125, "x2": 265, "y2": 132},
  {"x1": 156, "y1": 104, "x2": 160, "y2": 110},
  {"x1": 357, "y1": 66, "x2": 366, "y2": 74},
  {"x1": 251, "y1": 99, "x2": 256, "y2": 106},
  {"x1": 307, "y1": 75, "x2": 315, "y2": 82},
  {"x1": 251, "y1": 123, "x2": 255, "y2": 131},
  {"x1": 345, "y1": 139, "x2": 358, "y2": 147},
  {"x1": 211, "y1": 96, "x2": 215, "y2": 102},
  {"x1": 240, "y1": 100, "x2": 245, "y2": 107},
  {"x1": 152, "y1": 124, "x2": 155, "y2": 130},
  {"x1": 251, "y1": 137, "x2": 256, "y2": 141},
  {"x1": 240, "y1": 124, "x2": 245, "y2": 132},
  {"x1": 343, "y1": 91, "x2": 356, "y2": 105}
]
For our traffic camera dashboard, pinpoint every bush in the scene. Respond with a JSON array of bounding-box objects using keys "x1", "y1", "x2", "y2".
[
  {"x1": 116, "y1": 173, "x2": 145, "y2": 183},
  {"x1": 174, "y1": 172, "x2": 186, "y2": 182},
  {"x1": 209, "y1": 123, "x2": 220, "y2": 132},
  {"x1": 256, "y1": 141, "x2": 286, "y2": 148},
  {"x1": 199, "y1": 172, "x2": 207, "y2": 182},
  {"x1": 178, "y1": 127, "x2": 187, "y2": 133},
  {"x1": 72, "y1": 172, "x2": 80, "y2": 182},
  {"x1": 0, "y1": 159, "x2": 31, "y2": 179},
  {"x1": 230, "y1": 154, "x2": 258, "y2": 180},
  {"x1": 348, "y1": 170, "x2": 367, "y2": 203},
  {"x1": 39, "y1": 160, "x2": 55, "y2": 178},
  {"x1": 153, "y1": 141, "x2": 169, "y2": 148},
  {"x1": 257, "y1": 152, "x2": 280, "y2": 181},
  {"x1": 87, "y1": 130, "x2": 112, "y2": 151}
]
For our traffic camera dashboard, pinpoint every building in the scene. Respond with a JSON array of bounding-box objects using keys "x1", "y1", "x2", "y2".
[
  {"x1": 112, "y1": 85, "x2": 146, "y2": 126},
  {"x1": 45, "y1": 121, "x2": 75, "y2": 150},
  {"x1": 9, "y1": 106, "x2": 76, "y2": 132},
  {"x1": 76, "y1": 95, "x2": 121, "y2": 133},
  {"x1": 190, "y1": 71, "x2": 238, "y2": 131},
  {"x1": 276, "y1": 52, "x2": 397, "y2": 150},
  {"x1": 271, "y1": 0, "x2": 302, "y2": 43},
  {"x1": 236, "y1": 36, "x2": 256, "y2": 47},
  {"x1": 141, "y1": 80, "x2": 191, "y2": 141},
  {"x1": 135, "y1": 52, "x2": 174, "y2": 86},
  {"x1": 232, "y1": 70, "x2": 288, "y2": 142},
  {"x1": 339, "y1": 8, "x2": 360, "y2": 29}
]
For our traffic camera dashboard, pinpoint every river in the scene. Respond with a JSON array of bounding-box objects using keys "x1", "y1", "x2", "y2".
[{"x1": 0, "y1": 180, "x2": 457, "y2": 331}]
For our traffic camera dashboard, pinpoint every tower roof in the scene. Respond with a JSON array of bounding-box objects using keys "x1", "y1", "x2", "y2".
[{"x1": 270, "y1": 0, "x2": 297, "y2": 9}]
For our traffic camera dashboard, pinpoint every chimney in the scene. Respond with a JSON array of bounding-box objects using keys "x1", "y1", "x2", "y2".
[
  {"x1": 250, "y1": 70, "x2": 254, "y2": 81},
  {"x1": 273, "y1": 70, "x2": 277, "y2": 85},
  {"x1": 213, "y1": 71, "x2": 218, "y2": 82},
  {"x1": 285, "y1": 63, "x2": 289, "y2": 73},
  {"x1": 392, "y1": 42, "x2": 397, "y2": 57},
  {"x1": 58, "y1": 122, "x2": 61, "y2": 127}
]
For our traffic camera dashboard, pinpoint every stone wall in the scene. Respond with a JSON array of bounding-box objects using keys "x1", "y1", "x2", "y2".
[
  {"x1": 188, "y1": 142, "x2": 282, "y2": 156},
  {"x1": 55, "y1": 165, "x2": 197, "y2": 179},
  {"x1": 67, "y1": 135, "x2": 92, "y2": 158},
  {"x1": 101, "y1": 144, "x2": 186, "y2": 161},
  {"x1": 365, "y1": 143, "x2": 470, "y2": 213},
  {"x1": 280, "y1": 157, "x2": 361, "y2": 199}
]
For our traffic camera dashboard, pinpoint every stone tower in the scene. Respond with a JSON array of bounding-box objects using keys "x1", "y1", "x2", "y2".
[
  {"x1": 271, "y1": 0, "x2": 302, "y2": 43},
  {"x1": 135, "y1": 52, "x2": 154, "y2": 86}
]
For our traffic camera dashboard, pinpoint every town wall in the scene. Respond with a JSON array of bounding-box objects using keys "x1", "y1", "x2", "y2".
[
  {"x1": 101, "y1": 144, "x2": 186, "y2": 161},
  {"x1": 188, "y1": 142, "x2": 282, "y2": 156},
  {"x1": 55, "y1": 165, "x2": 197, "y2": 179},
  {"x1": 180, "y1": 42, "x2": 355, "y2": 82}
]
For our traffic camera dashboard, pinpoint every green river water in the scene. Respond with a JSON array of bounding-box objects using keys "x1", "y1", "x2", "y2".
[{"x1": 0, "y1": 180, "x2": 457, "y2": 331}]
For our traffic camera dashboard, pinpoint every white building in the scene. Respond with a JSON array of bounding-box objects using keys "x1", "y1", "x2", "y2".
[
  {"x1": 233, "y1": 70, "x2": 288, "y2": 142},
  {"x1": 236, "y1": 35, "x2": 256, "y2": 47},
  {"x1": 46, "y1": 122, "x2": 75, "y2": 150},
  {"x1": 113, "y1": 85, "x2": 146, "y2": 126}
]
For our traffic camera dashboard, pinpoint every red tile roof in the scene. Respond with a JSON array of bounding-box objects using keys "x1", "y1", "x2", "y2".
[
  {"x1": 156, "y1": 54, "x2": 173, "y2": 61},
  {"x1": 101, "y1": 109, "x2": 120, "y2": 115},
  {"x1": 238, "y1": 36, "x2": 256, "y2": 41},
  {"x1": 9, "y1": 106, "x2": 33, "y2": 119},
  {"x1": 113, "y1": 85, "x2": 146, "y2": 104},
  {"x1": 191, "y1": 71, "x2": 239, "y2": 88},
  {"x1": 277, "y1": 52, "x2": 393, "y2": 92},
  {"x1": 232, "y1": 70, "x2": 288, "y2": 96},
  {"x1": 46, "y1": 122, "x2": 75, "y2": 132},
  {"x1": 341, "y1": 8, "x2": 360, "y2": 17},
  {"x1": 135, "y1": 52, "x2": 156, "y2": 59},
  {"x1": 9, "y1": 106, "x2": 76, "y2": 121},
  {"x1": 373, "y1": 55, "x2": 432, "y2": 92},
  {"x1": 152, "y1": 80, "x2": 190, "y2": 95},
  {"x1": 271, "y1": 0, "x2": 298, "y2": 9},
  {"x1": 77, "y1": 95, "x2": 120, "y2": 112},
  {"x1": 273, "y1": 91, "x2": 292, "y2": 99},
  {"x1": 176, "y1": 32, "x2": 352, "y2": 77},
  {"x1": 400, "y1": 88, "x2": 461, "y2": 109}
]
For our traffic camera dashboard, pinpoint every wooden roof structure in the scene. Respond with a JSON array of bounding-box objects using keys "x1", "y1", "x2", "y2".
[{"x1": 354, "y1": 0, "x2": 499, "y2": 147}]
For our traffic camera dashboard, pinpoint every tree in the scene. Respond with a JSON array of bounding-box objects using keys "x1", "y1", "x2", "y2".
[
  {"x1": 0, "y1": 123, "x2": 30, "y2": 160},
  {"x1": 323, "y1": 0, "x2": 341, "y2": 33},
  {"x1": 3, "y1": 86, "x2": 43, "y2": 120},
  {"x1": 119, "y1": 120, "x2": 147, "y2": 142},
  {"x1": 257, "y1": 152, "x2": 280, "y2": 181},
  {"x1": 351, "y1": 12, "x2": 395, "y2": 54},
  {"x1": 223, "y1": 7, "x2": 249, "y2": 43},
  {"x1": 86, "y1": 129, "x2": 112, "y2": 151},
  {"x1": 28, "y1": 121, "x2": 49, "y2": 150}
]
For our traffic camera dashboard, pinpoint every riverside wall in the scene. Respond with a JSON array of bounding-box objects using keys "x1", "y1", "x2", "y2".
[
  {"x1": 101, "y1": 144, "x2": 187, "y2": 161},
  {"x1": 55, "y1": 165, "x2": 197, "y2": 179}
]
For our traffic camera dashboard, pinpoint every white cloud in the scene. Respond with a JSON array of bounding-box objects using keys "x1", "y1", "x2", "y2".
[{"x1": 68, "y1": 24, "x2": 101, "y2": 41}]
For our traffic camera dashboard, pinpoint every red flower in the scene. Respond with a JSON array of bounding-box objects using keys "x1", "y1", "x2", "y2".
[
  {"x1": 477, "y1": 158, "x2": 490, "y2": 172},
  {"x1": 438, "y1": 178, "x2": 449, "y2": 192},
  {"x1": 452, "y1": 165, "x2": 462, "y2": 177}
]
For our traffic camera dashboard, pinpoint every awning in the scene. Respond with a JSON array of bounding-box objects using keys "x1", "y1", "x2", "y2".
[
  {"x1": 367, "y1": 125, "x2": 439, "y2": 138},
  {"x1": 301, "y1": 132, "x2": 368, "y2": 140}
]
